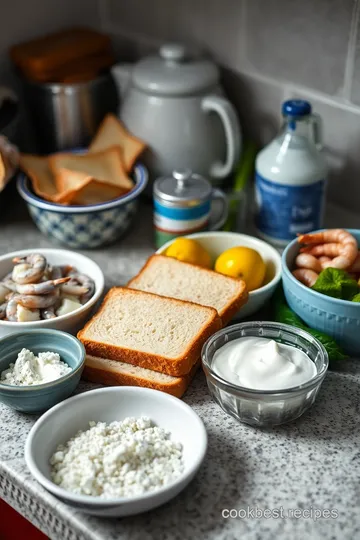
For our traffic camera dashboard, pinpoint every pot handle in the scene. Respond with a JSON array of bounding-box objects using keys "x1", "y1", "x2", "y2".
[
  {"x1": 201, "y1": 95, "x2": 241, "y2": 179},
  {"x1": 208, "y1": 188, "x2": 229, "y2": 231}
]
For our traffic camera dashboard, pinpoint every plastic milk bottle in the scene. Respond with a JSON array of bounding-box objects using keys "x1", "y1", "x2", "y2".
[{"x1": 254, "y1": 99, "x2": 327, "y2": 246}]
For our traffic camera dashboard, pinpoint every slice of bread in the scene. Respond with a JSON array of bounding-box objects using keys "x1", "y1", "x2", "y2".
[
  {"x1": 128, "y1": 255, "x2": 248, "y2": 325},
  {"x1": 19, "y1": 154, "x2": 58, "y2": 201},
  {"x1": 77, "y1": 287, "x2": 221, "y2": 376},
  {"x1": 82, "y1": 355, "x2": 200, "y2": 398},
  {"x1": 55, "y1": 168, "x2": 127, "y2": 205},
  {"x1": 89, "y1": 114, "x2": 146, "y2": 172},
  {"x1": 0, "y1": 153, "x2": 6, "y2": 191},
  {"x1": 10, "y1": 27, "x2": 112, "y2": 77},
  {"x1": 49, "y1": 148, "x2": 134, "y2": 191}
]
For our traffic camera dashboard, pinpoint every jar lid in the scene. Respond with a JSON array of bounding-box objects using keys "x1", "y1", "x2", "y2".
[
  {"x1": 154, "y1": 170, "x2": 212, "y2": 204},
  {"x1": 132, "y1": 44, "x2": 219, "y2": 96}
]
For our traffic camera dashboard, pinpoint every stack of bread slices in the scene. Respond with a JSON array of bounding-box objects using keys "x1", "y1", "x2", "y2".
[{"x1": 78, "y1": 255, "x2": 248, "y2": 398}]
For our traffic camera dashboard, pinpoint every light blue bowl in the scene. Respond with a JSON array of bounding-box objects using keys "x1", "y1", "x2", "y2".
[
  {"x1": 282, "y1": 229, "x2": 360, "y2": 356},
  {"x1": 17, "y1": 163, "x2": 148, "y2": 249},
  {"x1": 0, "y1": 330, "x2": 85, "y2": 413}
]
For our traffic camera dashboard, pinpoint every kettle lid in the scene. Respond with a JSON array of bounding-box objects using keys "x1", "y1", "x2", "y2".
[
  {"x1": 154, "y1": 169, "x2": 212, "y2": 204},
  {"x1": 132, "y1": 44, "x2": 219, "y2": 96}
]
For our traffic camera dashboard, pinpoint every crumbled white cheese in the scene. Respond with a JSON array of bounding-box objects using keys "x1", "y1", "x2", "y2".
[
  {"x1": 0, "y1": 348, "x2": 72, "y2": 386},
  {"x1": 50, "y1": 416, "x2": 184, "y2": 498}
]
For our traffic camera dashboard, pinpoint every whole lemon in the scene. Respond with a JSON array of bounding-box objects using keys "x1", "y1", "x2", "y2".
[
  {"x1": 215, "y1": 246, "x2": 266, "y2": 291},
  {"x1": 165, "y1": 237, "x2": 212, "y2": 268}
]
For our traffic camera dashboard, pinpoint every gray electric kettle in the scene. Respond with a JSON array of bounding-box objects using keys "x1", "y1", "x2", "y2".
[{"x1": 111, "y1": 44, "x2": 242, "y2": 185}]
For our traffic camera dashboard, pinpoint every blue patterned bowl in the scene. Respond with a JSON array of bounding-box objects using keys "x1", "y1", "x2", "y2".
[
  {"x1": 282, "y1": 229, "x2": 360, "y2": 356},
  {"x1": 17, "y1": 164, "x2": 148, "y2": 249},
  {"x1": 0, "y1": 329, "x2": 85, "y2": 413}
]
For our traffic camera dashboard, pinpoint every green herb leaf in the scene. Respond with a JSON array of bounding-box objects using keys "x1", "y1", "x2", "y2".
[
  {"x1": 272, "y1": 285, "x2": 348, "y2": 364},
  {"x1": 303, "y1": 329, "x2": 348, "y2": 362},
  {"x1": 352, "y1": 293, "x2": 360, "y2": 303},
  {"x1": 311, "y1": 268, "x2": 359, "y2": 300}
]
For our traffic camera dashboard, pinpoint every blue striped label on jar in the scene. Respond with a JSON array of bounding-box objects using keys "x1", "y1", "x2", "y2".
[{"x1": 154, "y1": 200, "x2": 210, "y2": 235}]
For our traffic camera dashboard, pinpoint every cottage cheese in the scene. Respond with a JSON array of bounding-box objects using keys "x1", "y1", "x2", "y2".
[
  {"x1": 50, "y1": 416, "x2": 184, "y2": 498},
  {"x1": 0, "y1": 348, "x2": 71, "y2": 386}
]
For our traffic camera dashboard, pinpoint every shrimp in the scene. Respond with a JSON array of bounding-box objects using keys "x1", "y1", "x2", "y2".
[
  {"x1": 318, "y1": 256, "x2": 332, "y2": 265},
  {"x1": 6, "y1": 296, "x2": 19, "y2": 321},
  {"x1": 41, "y1": 307, "x2": 57, "y2": 319},
  {"x1": 50, "y1": 265, "x2": 74, "y2": 279},
  {"x1": 60, "y1": 282, "x2": 89, "y2": 297},
  {"x1": 348, "y1": 251, "x2": 360, "y2": 273},
  {"x1": 16, "y1": 291, "x2": 58, "y2": 309},
  {"x1": 12, "y1": 254, "x2": 47, "y2": 284},
  {"x1": 3, "y1": 279, "x2": 19, "y2": 292},
  {"x1": 295, "y1": 253, "x2": 322, "y2": 273},
  {"x1": 292, "y1": 269, "x2": 318, "y2": 288},
  {"x1": 0, "y1": 302, "x2": 7, "y2": 320},
  {"x1": 297, "y1": 229, "x2": 358, "y2": 270},
  {"x1": 0, "y1": 283, "x2": 11, "y2": 303},
  {"x1": 61, "y1": 273, "x2": 95, "y2": 303},
  {"x1": 15, "y1": 277, "x2": 70, "y2": 296}
]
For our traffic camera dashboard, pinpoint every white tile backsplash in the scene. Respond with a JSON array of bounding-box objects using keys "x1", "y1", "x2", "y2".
[
  {"x1": 1, "y1": 0, "x2": 360, "y2": 211},
  {"x1": 244, "y1": 0, "x2": 355, "y2": 97}
]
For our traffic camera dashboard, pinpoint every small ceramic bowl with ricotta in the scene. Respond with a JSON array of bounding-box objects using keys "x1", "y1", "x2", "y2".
[
  {"x1": 0, "y1": 329, "x2": 85, "y2": 413},
  {"x1": 25, "y1": 386, "x2": 207, "y2": 517},
  {"x1": 202, "y1": 321, "x2": 329, "y2": 427}
]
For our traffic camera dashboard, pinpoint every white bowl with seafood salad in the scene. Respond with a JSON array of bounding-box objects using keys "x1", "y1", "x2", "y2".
[
  {"x1": 0, "y1": 249, "x2": 104, "y2": 337},
  {"x1": 25, "y1": 386, "x2": 207, "y2": 517}
]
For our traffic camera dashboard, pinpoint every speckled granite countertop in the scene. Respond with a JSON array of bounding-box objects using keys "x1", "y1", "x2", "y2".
[{"x1": 0, "y1": 195, "x2": 359, "y2": 540}]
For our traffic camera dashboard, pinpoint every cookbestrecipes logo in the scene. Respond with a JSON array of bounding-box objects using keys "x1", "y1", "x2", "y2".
[{"x1": 222, "y1": 506, "x2": 339, "y2": 521}]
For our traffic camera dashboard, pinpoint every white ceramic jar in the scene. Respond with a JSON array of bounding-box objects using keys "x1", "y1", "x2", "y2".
[{"x1": 111, "y1": 44, "x2": 241, "y2": 186}]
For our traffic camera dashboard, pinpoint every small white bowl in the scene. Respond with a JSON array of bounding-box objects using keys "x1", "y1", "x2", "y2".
[
  {"x1": 157, "y1": 232, "x2": 282, "y2": 318},
  {"x1": 0, "y1": 248, "x2": 104, "y2": 338},
  {"x1": 25, "y1": 387, "x2": 207, "y2": 517}
]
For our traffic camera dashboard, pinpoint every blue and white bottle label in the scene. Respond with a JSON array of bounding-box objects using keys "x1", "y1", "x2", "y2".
[{"x1": 255, "y1": 173, "x2": 325, "y2": 241}]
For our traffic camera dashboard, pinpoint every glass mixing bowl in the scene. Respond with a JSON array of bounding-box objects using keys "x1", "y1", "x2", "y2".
[{"x1": 201, "y1": 322, "x2": 329, "y2": 427}]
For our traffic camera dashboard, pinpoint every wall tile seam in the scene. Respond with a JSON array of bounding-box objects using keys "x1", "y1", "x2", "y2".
[
  {"x1": 97, "y1": 0, "x2": 110, "y2": 30},
  {"x1": 343, "y1": 0, "x2": 360, "y2": 101}
]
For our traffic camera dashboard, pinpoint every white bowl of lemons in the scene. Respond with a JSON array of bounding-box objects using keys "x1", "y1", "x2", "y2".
[{"x1": 157, "y1": 232, "x2": 282, "y2": 319}]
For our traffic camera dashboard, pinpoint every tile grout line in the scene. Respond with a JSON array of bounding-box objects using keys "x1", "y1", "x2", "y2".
[
  {"x1": 97, "y1": 0, "x2": 110, "y2": 31},
  {"x1": 343, "y1": 0, "x2": 360, "y2": 101}
]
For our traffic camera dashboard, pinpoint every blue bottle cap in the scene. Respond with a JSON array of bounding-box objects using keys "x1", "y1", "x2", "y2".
[{"x1": 282, "y1": 99, "x2": 312, "y2": 117}]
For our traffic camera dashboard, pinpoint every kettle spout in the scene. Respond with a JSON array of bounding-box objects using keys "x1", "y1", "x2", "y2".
[{"x1": 111, "y1": 63, "x2": 133, "y2": 100}]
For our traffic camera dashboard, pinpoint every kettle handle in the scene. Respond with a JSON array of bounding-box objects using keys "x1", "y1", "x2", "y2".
[{"x1": 201, "y1": 95, "x2": 242, "y2": 179}]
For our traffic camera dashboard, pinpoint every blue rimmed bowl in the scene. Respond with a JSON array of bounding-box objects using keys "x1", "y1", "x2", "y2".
[
  {"x1": 0, "y1": 329, "x2": 85, "y2": 413},
  {"x1": 282, "y1": 229, "x2": 360, "y2": 356},
  {"x1": 17, "y1": 164, "x2": 148, "y2": 249}
]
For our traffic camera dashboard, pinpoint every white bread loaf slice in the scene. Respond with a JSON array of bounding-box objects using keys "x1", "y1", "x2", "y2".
[
  {"x1": 82, "y1": 355, "x2": 200, "y2": 398},
  {"x1": 77, "y1": 287, "x2": 221, "y2": 377},
  {"x1": 49, "y1": 147, "x2": 134, "y2": 191},
  {"x1": 128, "y1": 255, "x2": 248, "y2": 325},
  {"x1": 89, "y1": 114, "x2": 146, "y2": 172}
]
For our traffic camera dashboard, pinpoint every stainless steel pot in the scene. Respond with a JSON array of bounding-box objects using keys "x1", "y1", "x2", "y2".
[
  {"x1": 0, "y1": 86, "x2": 19, "y2": 143},
  {"x1": 23, "y1": 73, "x2": 118, "y2": 152}
]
